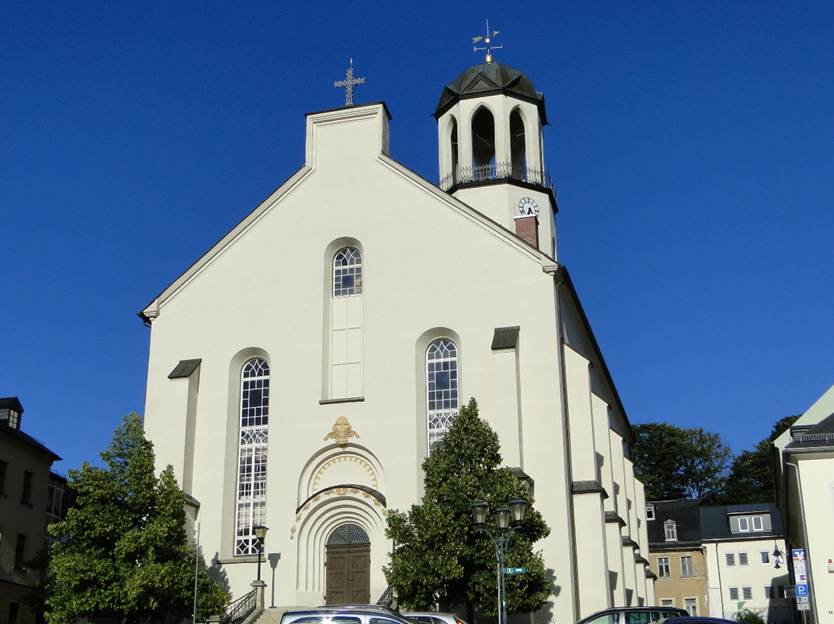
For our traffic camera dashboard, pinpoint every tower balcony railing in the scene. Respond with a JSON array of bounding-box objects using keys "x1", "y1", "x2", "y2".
[{"x1": 439, "y1": 161, "x2": 554, "y2": 192}]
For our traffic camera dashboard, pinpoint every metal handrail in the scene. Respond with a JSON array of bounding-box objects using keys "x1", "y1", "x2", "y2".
[
  {"x1": 221, "y1": 588, "x2": 257, "y2": 624},
  {"x1": 439, "y1": 162, "x2": 553, "y2": 192}
]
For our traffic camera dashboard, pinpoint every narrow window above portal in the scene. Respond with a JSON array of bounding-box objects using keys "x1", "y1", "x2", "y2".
[{"x1": 333, "y1": 247, "x2": 363, "y2": 297}]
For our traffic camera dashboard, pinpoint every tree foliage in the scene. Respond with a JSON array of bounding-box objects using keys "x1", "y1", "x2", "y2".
[
  {"x1": 46, "y1": 413, "x2": 229, "y2": 624},
  {"x1": 385, "y1": 399, "x2": 551, "y2": 620},
  {"x1": 734, "y1": 608, "x2": 765, "y2": 624},
  {"x1": 723, "y1": 415, "x2": 799, "y2": 504},
  {"x1": 632, "y1": 423, "x2": 731, "y2": 502}
]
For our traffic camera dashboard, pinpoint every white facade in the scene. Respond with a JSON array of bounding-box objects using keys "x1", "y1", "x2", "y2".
[
  {"x1": 703, "y1": 537, "x2": 791, "y2": 622},
  {"x1": 774, "y1": 383, "x2": 834, "y2": 624},
  {"x1": 140, "y1": 61, "x2": 653, "y2": 622}
]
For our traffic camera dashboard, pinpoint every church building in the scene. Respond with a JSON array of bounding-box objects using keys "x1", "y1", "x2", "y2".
[{"x1": 140, "y1": 50, "x2": 655, "y2": 622}]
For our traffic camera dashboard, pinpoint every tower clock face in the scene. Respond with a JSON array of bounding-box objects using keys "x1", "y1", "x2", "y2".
[{"x1": 517, "y1": 196, "x2": 539, "y2": 217}]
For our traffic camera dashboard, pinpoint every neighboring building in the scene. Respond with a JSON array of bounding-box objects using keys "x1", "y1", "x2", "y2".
[
  {"x1": 139, "y1": 53, "x2": 654, "y2": 622},
  {"x1": 0, "y1": 397, "x2": 63, "y2": 624},
  {"x1": 701, "y1": 503, "x2": 791, "y2": 623},
  {"x1": 647, "y1": 499, "x2": 708, "y2": 616},
  {"x1": 774, "y1": 383, "x2": 834, "y2": 624}
]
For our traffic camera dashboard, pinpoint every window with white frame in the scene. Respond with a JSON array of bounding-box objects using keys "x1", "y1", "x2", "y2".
[
  {"x1": 738, "y1": 516, "x2": 750, "y2": 532},
  {"x1": 752, "y1": 515, "x2": 764, "y2": 531},
  {"x1": 332, "y1": 247, "x2": 362, "y2": 296},
  {"x1": 726, "y1": 553, "x2": 735, "y2": 566},
  {"x1": 664, "y1": 519, "x2": 678, "y2": 542},
  {"x1": 681, "y1": 555, "x2": 694, "y2": 577},
  {"x1": 742, "y1": 587, "x2": 752, "y2": 600},
  {"x1": 646, "y1": 504, "x2": 655, "y2": 520},
  {"x1": 760, "y1": 550, "x2": 770, "y2": 564},
  {"x1": 729, "y1": 587, "x2": 739, "y2": 601},
  {"x1": 235, "y1": 358, "x2": 270, "y2": 556},
  {"x1": 426, "y1": 338, "x2": 459, "y2": 454},
  {"x1": 764, "y1": 586, "x2": 774, "y2": 599},
  {"x1": 739, "y1": 552, "x2": 749, "y2": 566},
  {"x1": 684, "y1": 598, "x2": 697, "y2": 616},
  {"x1": 660, "y1": 599, "x2": 675, "y2": 607},
  {"x1": 657, "y1": 556, "x2": 670, "y2": 578}
]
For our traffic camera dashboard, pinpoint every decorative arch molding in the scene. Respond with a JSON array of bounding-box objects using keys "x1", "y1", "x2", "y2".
[
  {"x1": 293, "y1": 490, "x2": 387, "y2": 594},
  {"x1": 297, "y1": 443, "x2": 385, "y2": 506}
]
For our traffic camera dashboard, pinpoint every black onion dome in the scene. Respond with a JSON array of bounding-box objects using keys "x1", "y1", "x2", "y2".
[{"x1": 434, "y1": 62, "x2": 547, "y2": 123}]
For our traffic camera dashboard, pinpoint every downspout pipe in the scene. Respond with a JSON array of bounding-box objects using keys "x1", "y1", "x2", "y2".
[{"x1": 785, "y1": 461, "x2": 818, "y2": 624}]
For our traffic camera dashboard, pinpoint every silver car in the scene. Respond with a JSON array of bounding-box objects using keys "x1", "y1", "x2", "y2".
[
  {"x1": 403, "y1": 612, "x2": 468, "y2": 624},
  {"x1": 281, "y1": 607, "x2": 412, "y2": 624}
]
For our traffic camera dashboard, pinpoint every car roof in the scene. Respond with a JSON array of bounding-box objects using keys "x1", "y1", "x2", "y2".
[
  {"x1": 664, "y1": 618, "x2": 733, "y2": 623},
  {"x1": 282, "y1": 608, "x2": 408, "y2": 620},
  {"x1": 577, "y1": 607, "x2": 687, "y2": 624}
]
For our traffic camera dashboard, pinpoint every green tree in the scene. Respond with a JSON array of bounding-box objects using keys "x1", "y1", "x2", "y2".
[
  {"x1": 632, "y1": 423, "x2": 731, "y2": 502},
  {"x1": 723, "y1": 415, "x2": 799, "y2": 504},
  {"x1": 734, "y1": 608, "x2": 765, "y2": 623},
  {"x1": 385, "y1": 399, "x2": 550, "y2": 621},
  {"x1": 46, "y1": 413, "x2": 229, "y2": 624}
]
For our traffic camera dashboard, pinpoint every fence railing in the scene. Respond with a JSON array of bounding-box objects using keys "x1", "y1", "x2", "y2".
[
  {"x1": 439, "y1": 162, "x2": 553, "y2": 192},
  {"x1": 221, "y1": 588, "x2": 257, "y2": 624},
  {"x1": 794, "y1": 432, "x2": 834, "y2": 442}
]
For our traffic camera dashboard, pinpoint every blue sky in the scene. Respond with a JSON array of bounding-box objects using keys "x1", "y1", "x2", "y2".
[{"x1": 2, "y1": 2, "x2": 832, "y2": 472}]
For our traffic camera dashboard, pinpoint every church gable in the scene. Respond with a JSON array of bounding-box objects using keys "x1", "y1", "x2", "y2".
[{"x1": 141, "y1": 103, "x2": 553, "y2": 323}]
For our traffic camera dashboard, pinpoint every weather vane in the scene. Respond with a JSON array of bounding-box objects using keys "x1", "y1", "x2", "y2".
[
  {"x1": 333, "y1": 58, "x2": 366, "y2": 106},
  {"x1": 472, "y1": 20, "x2": 502, "y2": 63}
]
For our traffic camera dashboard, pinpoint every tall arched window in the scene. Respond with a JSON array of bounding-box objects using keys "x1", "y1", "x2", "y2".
[
  {"x1": 450, "y1": 117, "x2": 459, "y2": 179},
  {"x1": 426, "y1": 338, "x2": 459, "y2": 454},
  {"x1": 510, "y1": 108, "x2": 526, "y2": 179},
  {"x1": 235, "y1": 358, "x2": 270, "y2": 555},
  {"x1": 471, "y1": 107, "x2": 496, "y2": 175},
  {"x1": 330, "y1": 246, "x2": 363, "y2": 398}
]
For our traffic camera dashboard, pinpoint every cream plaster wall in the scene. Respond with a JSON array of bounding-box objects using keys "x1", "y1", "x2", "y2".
[
  {"x1": 704, "y1": 539, "x2": 791, "y2": 622},
  {"x1": 142, "y1": 102, "x2": 648, "y2": 623}
]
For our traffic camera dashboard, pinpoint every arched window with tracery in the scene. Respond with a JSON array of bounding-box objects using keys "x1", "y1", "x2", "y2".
[
  {"x1": 333, "y1": 246, "x2": 363, "y2": 296},
  {"x1": 426, "y1": 338, "x2": 459, "y2": 454},
  {"x1": 510, "y1": 108, "x2": 526, "y2": 179},
  {"x1": 329, "y1": 245, "x2": 363, "y2": 398},
  {"x1": 235, "y1": 357, "x2": 270, "y2": 555},
  {"x1": 471, "y1": 107, "x2": 496, "y2": 175}
]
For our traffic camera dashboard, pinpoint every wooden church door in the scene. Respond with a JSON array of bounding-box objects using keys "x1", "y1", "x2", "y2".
[{"x1": 325, "y1": 523, "x2": 370, "y2": 604}]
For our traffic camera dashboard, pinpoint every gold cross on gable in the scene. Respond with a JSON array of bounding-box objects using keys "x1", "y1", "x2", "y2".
[
  {"x1": 333, "y1": 58, "x2": 366, "y2": 106},
  {"x1": 472, "y1": 19, "x2": 503, "y2": 63}
]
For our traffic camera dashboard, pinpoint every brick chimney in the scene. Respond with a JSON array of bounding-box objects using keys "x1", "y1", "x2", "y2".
[{"x1": 514, "y1": 214, "x2": 539, "y2": 249}]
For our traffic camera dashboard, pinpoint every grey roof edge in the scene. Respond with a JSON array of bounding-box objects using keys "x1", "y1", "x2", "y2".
[
  {"x1": 306, "y1": 101, "x2": 392, "y2": 121},
  {"x1": 556, "y1": 267, "x2": 635, "y2": 444},
  {"x1": 572, "y1": 480, "x2": 609, "y2": 499},
  {"x1": 168, "y1": 358, "x2": 202, "y2": 379},
  {"x1": 0, "y1": 425, "x2": 61, "y2": 461},
  {"x1": 648, "y1": 541, "x2": 703, "y2": 551},
  {"x1": 645, "y1": 568, "x2": 657, "y2": 580},
  {"x1": 491, "y1": 326, "x2": 520, "y2": 350},
  {"x1": 621, "y1": 536, "x2": 640, "y2": 548},
  {"x1": 184, "y1": 493, "x2": 201, "y2": 508},
  {"x1": 605, "y1": 511, "x2": 627, "y2": 526}
]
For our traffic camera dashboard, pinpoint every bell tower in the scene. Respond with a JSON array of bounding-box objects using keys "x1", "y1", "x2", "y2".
[{"x1": 434, "y1": 46, "x2": 558, "y2": 258}]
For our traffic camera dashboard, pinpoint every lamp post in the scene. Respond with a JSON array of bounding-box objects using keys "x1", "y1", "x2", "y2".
[
  {"x1": 471, "y1": 499, "x2": 527, "y2": 624},
  {"x1": 772, "y1": 545, "x2": 785, "y2": 569},
  {"x1": 253, "y1": 525, "x2": 269, "y2": 582}
]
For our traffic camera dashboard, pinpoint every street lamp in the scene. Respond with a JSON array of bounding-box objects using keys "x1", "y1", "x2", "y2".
[
  {"x1": 471, "y1": 499, "x2": 528, "y2": 624},
  {"x1": 254, "y1": 525, "x2": 269, "y2": 582},
  {"x1": 772, "y1": 545, "x2": 784, "y2": 569}
]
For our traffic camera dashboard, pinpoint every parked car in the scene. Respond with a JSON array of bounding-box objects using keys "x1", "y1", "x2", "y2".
[
  {"x1": 403, "y1": 611, "x2": 468, "y2": 624},
  {"x1": 577, "y1": 607, "x2": 689, "y2": 624},
  {"x1": 281, "y1": 607, "x2": 414, "y2": 624},
  {"x1": 662, "y1": 618, "x2": 733, "y2": 624}
]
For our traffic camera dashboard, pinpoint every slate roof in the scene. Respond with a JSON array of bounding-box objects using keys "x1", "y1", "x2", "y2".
[
  {"x1": 434, "y1": 62, "x2": 548, "y2": 122},
  {"x1": 700, "y1": 502, "x2": 784, "y2": 541},
  {"x1": 0, "y1": 420, "x2": 61, "y2": 461},
  {"x1": 785, "y1": 412, "x2": 834, "y2": 449},
  {"x1": 647, "y1": 499, "x2": 702, "y2": 549}
]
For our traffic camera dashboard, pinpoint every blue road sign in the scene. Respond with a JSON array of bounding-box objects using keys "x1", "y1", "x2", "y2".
[
  {"x1": 503, "y1": 567, "x2": 527, "y2": 575},
  {"x1": 796, "y1": 584, "x2": 809, "y2": 597}
]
